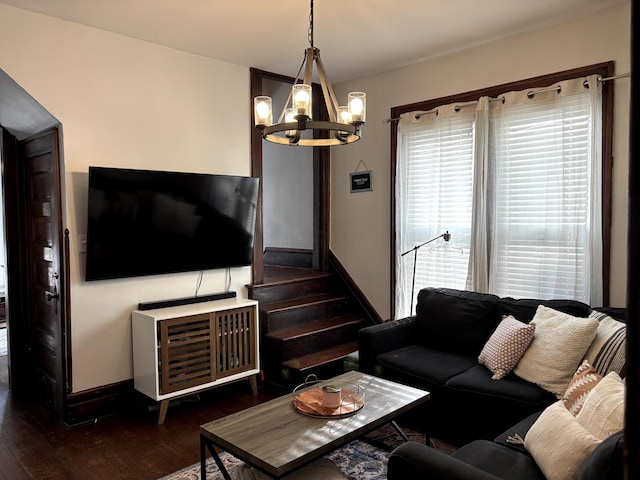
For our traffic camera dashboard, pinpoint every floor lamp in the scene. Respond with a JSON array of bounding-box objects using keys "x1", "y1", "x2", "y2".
[{"x1": 401, "y1": 231, "x2": 455, "y2": 316}]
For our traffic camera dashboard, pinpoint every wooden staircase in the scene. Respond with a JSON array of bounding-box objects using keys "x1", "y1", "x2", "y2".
[{"x1": 247, "y1": 266, "x2": 367, "y2": 386}]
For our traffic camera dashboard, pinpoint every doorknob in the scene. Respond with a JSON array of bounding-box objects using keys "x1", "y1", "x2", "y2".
[{"x1": 46, "y1": 291, "x2": 59, "y2": 301}]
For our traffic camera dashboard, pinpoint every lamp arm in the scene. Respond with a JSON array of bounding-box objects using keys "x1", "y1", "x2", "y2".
[
  {"x1": 401, "y1": 231, "x2": 450, "y2": 316},
  {"x1": 401, "y1": 231, "x2": 449, "y2": 257}
]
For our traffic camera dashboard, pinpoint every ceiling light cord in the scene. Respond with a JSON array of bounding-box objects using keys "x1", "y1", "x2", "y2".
[{"x1": 308, "y1": 0, "x2": 314, "y2": 48}]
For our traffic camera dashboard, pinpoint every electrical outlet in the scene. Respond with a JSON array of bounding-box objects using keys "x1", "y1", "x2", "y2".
[{"x1": 78, "y1": 235, "x2": 87, "y2": 253}]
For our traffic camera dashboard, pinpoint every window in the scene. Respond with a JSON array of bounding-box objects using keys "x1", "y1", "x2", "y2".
[{"x1": 392, "y1": 64, "x2": 613, "y2": 318}]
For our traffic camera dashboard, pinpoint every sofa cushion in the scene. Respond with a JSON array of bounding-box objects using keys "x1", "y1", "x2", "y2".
[
  {"x1": 575, "y1": 372, "x2": 625, "y2": 440},
  {"x1": 415, "y1": 288, "x2": 500, "y2": 355},
  {"x1": 562, "y1": 360, "x2": 602, "y2": 415},
  {"x1": 377, "y1": 345, "x2": 477, "y2": 385},
  {"x1": 497, "y1": 297, "x2": 591, "y2": 323},
  {"x1": 513, "y1": 306, "x2": 598, "y2": 396},
  {"x1": 452, "y1": 440, "x2": 546, "y2": 480},
  {"x1": 578, "y1": 430, "x2": 624, "y2": 480},
  {"x1": 478, "y1": 315, "x2": 536, "y2": 379},
  {"x1": 388, "y1": 441, "x2": 507, "y2": 480},
  {"x1": 446, "y1": 365, "x2": 554, "y2": 407},
  {"x1": 525, "y1": 401, "x2": 601, "y2": 480},
  {"x1": 584, "y1": 311, "x2": 626, "y2": 377}
]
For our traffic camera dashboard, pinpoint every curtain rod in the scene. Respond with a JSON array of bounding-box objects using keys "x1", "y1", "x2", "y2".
[{"x1": 383, "y1": 72, "x2": 631, "y2": 124}]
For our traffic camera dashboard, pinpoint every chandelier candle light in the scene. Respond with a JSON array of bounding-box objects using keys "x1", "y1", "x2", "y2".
[{"x1": 254, "y1": 0, "x2": 366, "y2": 146}]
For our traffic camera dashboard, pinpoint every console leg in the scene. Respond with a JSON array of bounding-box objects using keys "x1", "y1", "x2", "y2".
[
  {"x1": 157, "y1": 399, "x2": 169, "y2": 425},
  {"x1": 249, "y1": 375, "x2": 258, "y2": 395}
]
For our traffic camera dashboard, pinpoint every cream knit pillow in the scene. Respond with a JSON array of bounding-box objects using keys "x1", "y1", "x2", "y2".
[
  {"x1": 525, "y1": 401, "x2": 601, "y2": 480},
  {"x1": 513, "y1": 305, "x2": 598, "y2": 396}
]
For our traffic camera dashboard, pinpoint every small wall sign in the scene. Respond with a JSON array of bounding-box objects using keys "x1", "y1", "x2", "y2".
[{"x1": 350, "y1": 171, "x2": 372, "y2": 193}]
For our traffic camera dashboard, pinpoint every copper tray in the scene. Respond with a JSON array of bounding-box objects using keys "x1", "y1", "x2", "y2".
[{"x1": 292, "y1": 379, "x2": 365, "y2": 418}]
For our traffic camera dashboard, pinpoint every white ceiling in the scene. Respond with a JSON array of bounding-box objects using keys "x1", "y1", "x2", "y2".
[{"x1": 0, "y1": 0, "x2": 629, "y2": 83}]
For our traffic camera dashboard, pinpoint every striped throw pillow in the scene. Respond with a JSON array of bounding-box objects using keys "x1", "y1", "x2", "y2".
[{"x1": 585, "y1": 311, "x2": 626, "y2": 377}]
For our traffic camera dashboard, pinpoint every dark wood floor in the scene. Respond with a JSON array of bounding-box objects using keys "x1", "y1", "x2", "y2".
[{"x1": 0, "y1": 354, "x2": 287, "y2": 480}]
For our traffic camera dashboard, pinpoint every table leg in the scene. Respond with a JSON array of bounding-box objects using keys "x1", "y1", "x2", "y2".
[
  {"x1": 200, "y1": 436, "x2": 207, "y2": 480},
  {"x1": 390, "y1": 420, "x2": 432, "y2": 447},
  {"x1": 390, "y1": 420, "x2": 410, "y2": 442},
  {"x1": 201, "y1": 435, "x2": 232, "y2": 480}
]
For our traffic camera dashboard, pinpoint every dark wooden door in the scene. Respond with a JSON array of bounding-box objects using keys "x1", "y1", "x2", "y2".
[{"x1": 20, "y1": 130, "x2": 65, "y2": 416}]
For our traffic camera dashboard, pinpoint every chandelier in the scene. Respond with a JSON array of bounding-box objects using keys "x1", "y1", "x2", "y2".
[{"x1": 253, "y1": 0, "x2": 366, "y2": 146}]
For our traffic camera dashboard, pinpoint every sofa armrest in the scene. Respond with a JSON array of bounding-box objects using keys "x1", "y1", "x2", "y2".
[
  {"x1": 358, "y1": 316, "x2": 418, "y2": 374},
  {"x1": 388, "y1": 442, "x2": 502, "y2": 480}
]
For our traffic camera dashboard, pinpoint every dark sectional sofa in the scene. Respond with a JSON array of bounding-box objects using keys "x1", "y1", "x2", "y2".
[
  {"x1": 387, "y1": 411, "x2": 624, "y2": 480},
  {"x1": 358, "y1": 287, "x2": 610, "y2": 444}
]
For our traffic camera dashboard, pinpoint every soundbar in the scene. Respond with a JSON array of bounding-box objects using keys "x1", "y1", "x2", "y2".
[{"x1": 137, "y1": 291, "x2": 237, "y2": 311}]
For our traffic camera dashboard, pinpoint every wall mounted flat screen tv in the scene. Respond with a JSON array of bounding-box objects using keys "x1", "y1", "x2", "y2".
[{"x1": 85, "y1": 167, "x2": 259, "y2": 281}]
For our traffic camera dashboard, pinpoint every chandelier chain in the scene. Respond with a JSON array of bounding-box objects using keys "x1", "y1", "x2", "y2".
[{"x1": 308, "y1": 0, "x2": 314, "y2": 48}]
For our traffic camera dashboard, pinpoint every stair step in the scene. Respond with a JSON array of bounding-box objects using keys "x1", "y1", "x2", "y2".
[
  {"x1": 282, "y1": 341, "x2": 359, "y2": 373},
  {"x1": 260, "y1": 293, "x2": 349, "y2": 332},
  {"x1": 266, "y1": 314, "x2": 363, "y2": 342},
  {"x1": 266, "y1": 314, "x2": 364, "y2": 360},
  {"x1": 248, "y1": 272, "x2": 334, "y2": 304},
  {"x1": 261, "y1": 292, "x2": 347, "y2": 313}
]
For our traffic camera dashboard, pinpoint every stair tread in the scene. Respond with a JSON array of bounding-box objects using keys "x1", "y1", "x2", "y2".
[
  {"x1": 282, "y1": 341, "x2": 359, "y2": 372},
  {"x1": 260, "y1": 293, "x2": 348, "y2": 313},
  {"x1": 252, "y1": 269, "x2": 333, "y2": 288},
  {"x1": 266, "y1": 314, "x2": 364, "y2": 341}
]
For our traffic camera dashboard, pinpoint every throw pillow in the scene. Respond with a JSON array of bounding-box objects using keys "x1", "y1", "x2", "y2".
[
  {"x1": 478, "y1": 315, "x2": 535, "y2": 379},
  {"x1": 562, "y1": 360, "x2": 603, "y2": 416},
  {"x1": 524, "y1": 401, "x2": 601, "y2": 480},
  {"x1": 576, "y1": 372, "x2": 625, "y2": 440},
  {"x1": 513, "y1": 305, "x2": 598, "y2": 397},
  {"x1": 584, "y1": 310, "x2": 626, "y2": 376}
]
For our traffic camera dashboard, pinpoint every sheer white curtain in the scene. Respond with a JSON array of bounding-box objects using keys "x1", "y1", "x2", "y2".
[
  {"x1": 466, "y1": 96, "x2": 490, "y2": 292},
  {"x1": 486, "y1": 75, "x2": 603, "y2": 305},
  {"x1": 395, "y1": 105, "x2": 474, "y2": 319},
  {"x1": 396, "y1": 74, "x2": 603, "y2": 318}
]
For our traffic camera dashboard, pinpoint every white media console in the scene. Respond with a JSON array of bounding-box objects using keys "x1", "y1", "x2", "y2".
[{"x1": 131, "y1": 297, "x2": 259, "y2": 423}]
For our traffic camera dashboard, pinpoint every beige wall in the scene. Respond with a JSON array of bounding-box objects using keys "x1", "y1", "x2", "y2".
[
  {"x1": 332, "y1": 4, "x2": 631, "y2": 319},
  {"x1": 0, "y1": 5, "x2": 251, "y2": 391}
]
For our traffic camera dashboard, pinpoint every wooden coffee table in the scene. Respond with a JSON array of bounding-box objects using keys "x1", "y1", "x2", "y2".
[{"x1": 199, "y1": 370, "x2": 430, "y2": 479}]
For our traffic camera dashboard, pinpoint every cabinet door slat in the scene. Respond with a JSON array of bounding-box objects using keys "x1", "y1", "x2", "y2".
[
  {"x1": 159, "y1": 313, "x2": 216, "y2": 394},
  {"x1": 215, "y1": 306, "x2": 255, "y2": 378}
]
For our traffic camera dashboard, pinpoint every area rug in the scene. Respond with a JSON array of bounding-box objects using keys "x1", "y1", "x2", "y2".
[{"x1": 159, "y1": 425, "x2": 432, "y2": 480}]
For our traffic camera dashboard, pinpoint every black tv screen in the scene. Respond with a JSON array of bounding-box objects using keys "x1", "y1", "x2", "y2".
[{"x1": 85, "y1": 167, "x2": 259, "y2": 281}]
